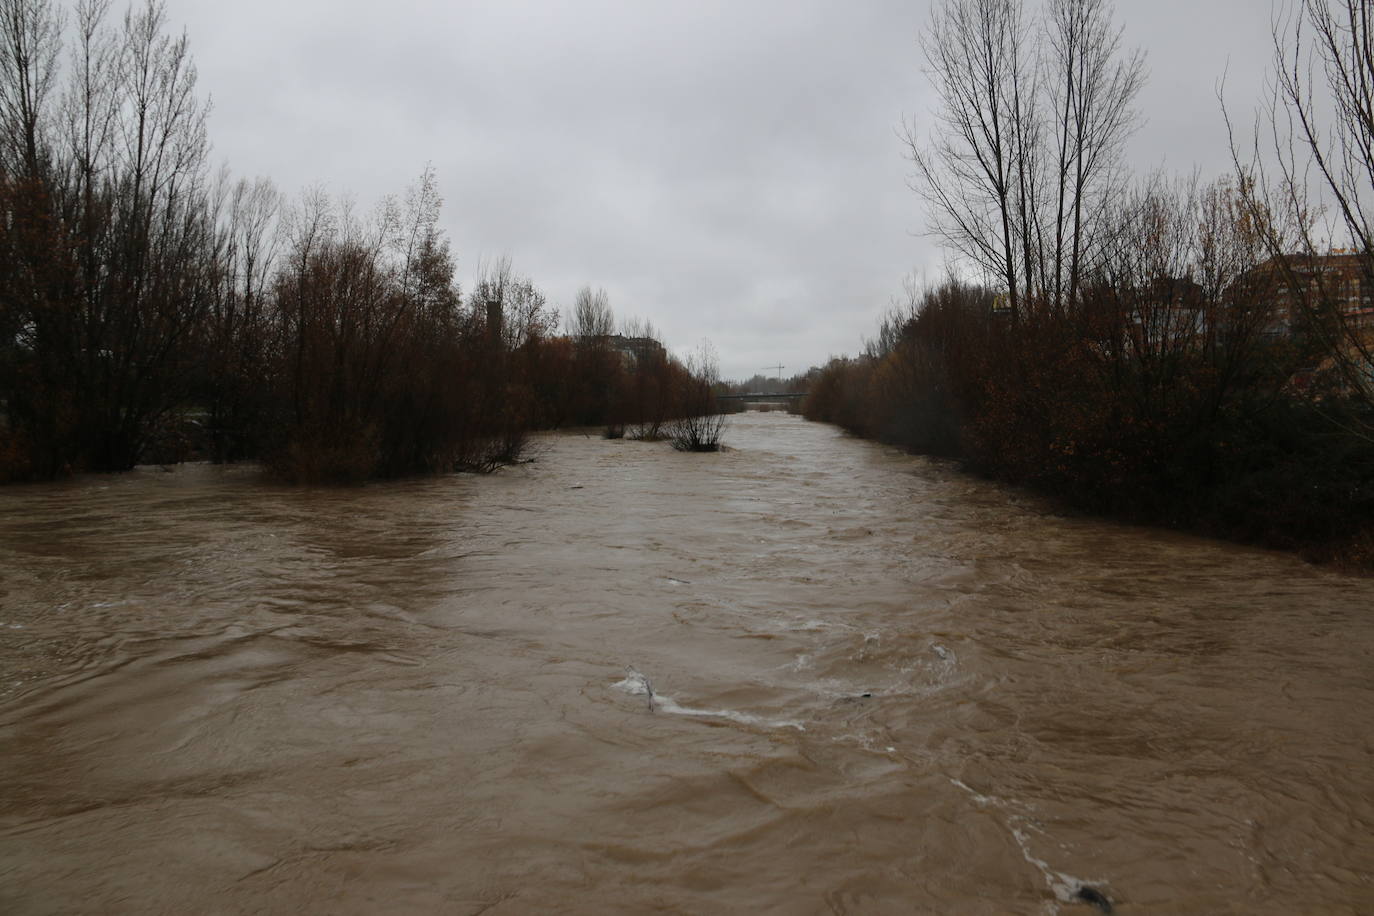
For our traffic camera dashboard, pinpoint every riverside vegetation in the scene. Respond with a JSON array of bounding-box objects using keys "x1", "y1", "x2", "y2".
[
  {"x1": 804, "y1": 0, "x2": 1374, "y2": 566},
  {"x1": 0, "y1": 0, "x2": 723, "y2": 484},
  {"x1": 4, "y1": 0, "x2": 1370, "y2": 572}
]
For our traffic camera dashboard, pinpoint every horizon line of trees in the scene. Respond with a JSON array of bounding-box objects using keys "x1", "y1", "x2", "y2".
[
  {"x1": 0, "y1": 0, "x2": 723, "y2": 484},
  {"x1": 806, "y1": 0, "x2": 1374, "y2": 562}
]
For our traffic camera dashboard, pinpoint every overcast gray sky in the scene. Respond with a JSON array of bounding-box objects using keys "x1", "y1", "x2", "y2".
[{"x1": 162, "y1": 0, "x2": 1275, "y2": 381}]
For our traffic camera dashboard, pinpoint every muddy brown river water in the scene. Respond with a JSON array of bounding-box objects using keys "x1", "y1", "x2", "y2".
[{"x1": 2, "y1": 411, "x2": 1373, "y2": 914}]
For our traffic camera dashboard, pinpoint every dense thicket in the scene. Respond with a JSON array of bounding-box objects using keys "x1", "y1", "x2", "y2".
[
  {"x1": 0, "y1": 0, "x2": 216, "y2": 476},
  {"x1": 0, "y1": 0, "x2": 719, "y2": 484},
  {"x1": 806, "y1": 184, "x2": 1374, "y2": 558}
]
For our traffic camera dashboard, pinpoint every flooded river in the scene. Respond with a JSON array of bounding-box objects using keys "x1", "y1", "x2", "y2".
[{"x1": 2, "y1": 411, "x2": 1372, "y2": 913}]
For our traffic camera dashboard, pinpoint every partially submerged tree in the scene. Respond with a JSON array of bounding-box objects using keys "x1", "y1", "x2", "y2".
[
  {"x1": 0, "y1": 1, "x2": 703, "y2": 485},
  {"x1": 566, "y1": 284, "x2": 619, "y2": 427},
  {"x1": 667, "y1": 342, "x2": 726, "y2": 452},
  {"x1": 0, "y1": 0, "x2": 218, "y2": 475},
  {"x1": 198, "y1": 173, "x2": 281, "y2": 462},
  {"x1": 264, "y1": 177, "x2": 540, "y2": 482}
]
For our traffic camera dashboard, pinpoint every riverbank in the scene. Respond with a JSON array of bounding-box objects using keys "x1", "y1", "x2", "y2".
[
  {"x1": 801, "y1": 286, "x2": 1374, "y2": 575},
  {"x1": 813, "y1": 412, "x2": 1374, "y2": 575},
  {"x1": 805, "y1": 394, "x2": 1374, "y2": 575}
]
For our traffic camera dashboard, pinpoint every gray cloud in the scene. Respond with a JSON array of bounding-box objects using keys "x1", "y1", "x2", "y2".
[{"x1": 166, "y1": 0, "x2": 1273, "y2": 380}]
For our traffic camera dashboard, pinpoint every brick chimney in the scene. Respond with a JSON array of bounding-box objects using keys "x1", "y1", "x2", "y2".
[{"x1": 486, "y1": 297, "x2": 503, "y2": 343}]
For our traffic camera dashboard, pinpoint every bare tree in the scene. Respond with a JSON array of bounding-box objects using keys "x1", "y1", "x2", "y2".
[
  {"x1": 382, "y1": 164, "x2": 457, "y2": 321},
  {"x1": 906, "y1": 0, "x2": 1034, "y2": 318},
  {"x1": 470, "y1": 256, "x2": 553, "y2": 351},
  {"x1": 616, "y1": 316, "x2": 673, "y2": 439},
  {"x1": 0, "y1": 0, "x2": 220, "y2": 473},
  {"x1": 201, "y1": 172, "x2": 280, "y2": 460},
  {"x1": 906, "y1": 0, "x2": 1143, "y2": 316},
  {"x1": 1082, "y1": 173, "x2": 1288, "y2": 432},
  {"x1": 620, "y1": 315, "x2": 657, "y2": 341},
  {"x1": 59, "y1": 0, "x2": 119, "y2": 196},
  {"x1": 0, "y1": 0, "x2": 67, "y2": 476},
  {"x1": 1040, "y1": 0, "x2": 1145, "y2": 311},
  {"x1": 0, "y1": 0, "x2": 61, "y2": 176},
  {"x1": 667, "y1": 341, "x2": 726, "y2": 451},
  {"x1": 569, "y1": 285, "x2": 614, "y2": 339}
]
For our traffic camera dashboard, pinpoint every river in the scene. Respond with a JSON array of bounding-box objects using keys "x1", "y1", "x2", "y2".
[{"x1": 2, "y1": 411, "x2": 1372, "y2": 914}]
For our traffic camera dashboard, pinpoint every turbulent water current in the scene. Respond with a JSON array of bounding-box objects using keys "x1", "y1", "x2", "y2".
[{"x1": 2, "y1": 412, "x2": 1373, "y2": 914}]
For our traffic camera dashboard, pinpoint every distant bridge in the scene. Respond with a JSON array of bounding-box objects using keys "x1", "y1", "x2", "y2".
[{"x1": 716, "y1": 392, "x2": 805, "y2": 402}]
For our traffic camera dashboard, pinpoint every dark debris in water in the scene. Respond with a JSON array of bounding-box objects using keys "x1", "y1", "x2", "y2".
[
  {"x1": 1074, "y1": 885, "x2": 1112, "y2": 913},
  {"x1": 836, "y1": 691, "x2": 874, "y2": 704}
]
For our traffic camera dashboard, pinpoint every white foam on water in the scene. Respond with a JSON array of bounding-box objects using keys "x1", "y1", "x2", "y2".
[
  {"x1": 949, "y1": 776, "x2": 1001, "y2": 808},
  {"x1": 613, "y1": 667, "x2": 805, "y2": 731},
  {"x1": 1010, "y1": 818, "x2": 1103, "y2": 913},
  {"x1": 614, "y1": 667, "x2": 655, "y2": 699},
  {"x1": 949, "y1": 777, "x2": 1104, "y2": 914},
  {"x1": 776, "y1": 616, "x2": 860, "y2": 635},
  {"x1": 654, "y1": 695, "x2": 805, "y2": 731}
]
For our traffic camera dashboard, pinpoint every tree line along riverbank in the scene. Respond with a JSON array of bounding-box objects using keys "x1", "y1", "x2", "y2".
[
  {"x1": 803, "y1": 0, "x2": 1374, "y2": 569},
  {"x1": 801, "y1": 277, "x2": 1374, "y2": 568},
  {"x1": 0, "y1": 1, "x2": 725, "y2": 485},
  {"x1": 5, "y1": 0, "x2": 1373, "y2": 576}
]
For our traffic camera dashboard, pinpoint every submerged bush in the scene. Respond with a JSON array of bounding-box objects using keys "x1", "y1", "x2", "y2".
[
  {"x1": 667, "y1": 344, "x2": 727, "y2": 452},
  {"x1": 667, "y1": 408, "x2": 726, "y2": 452}
]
